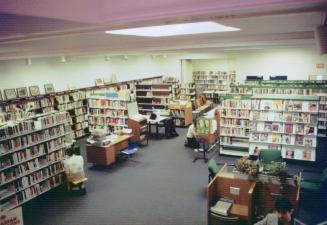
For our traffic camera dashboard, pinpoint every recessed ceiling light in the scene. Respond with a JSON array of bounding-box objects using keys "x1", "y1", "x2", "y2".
[{"x1": 105, "y1": 21, "x2": 240, "y2": 37}]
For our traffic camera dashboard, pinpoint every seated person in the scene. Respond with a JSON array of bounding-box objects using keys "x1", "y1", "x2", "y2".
[
  {"x1": 185, "y1": 122, "x2": 203, "y2": 152},
  {"x1": 164, "y1": 113, "x2": 179, "y2": 138},
  {"x1": 254, "y1": 198, "x2": 294, "y2": 225}
]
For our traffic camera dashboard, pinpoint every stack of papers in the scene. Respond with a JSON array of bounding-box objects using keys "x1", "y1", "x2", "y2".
[{"x1": 210, "y1": 198, "x2": 233, "y2": 216}]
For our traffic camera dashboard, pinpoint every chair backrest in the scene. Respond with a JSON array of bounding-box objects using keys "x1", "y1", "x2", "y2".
[
  {"x1": 210, "y1": 213, "x2": 240, "y2": 225},
  {"x1": 259, "y1": 149, "x2": 282, "y2": 164},
  {"x1": 208, "y1": 159, "x2": 219, "y2": 175}
]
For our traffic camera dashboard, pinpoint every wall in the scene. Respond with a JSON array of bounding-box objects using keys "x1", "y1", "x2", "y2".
[
  {"x1": 0, "y1": 47, "x2": 326, "y2": 94},
  {"x1": 0, "y1": 55, "x2": 181, "y2": 93},
  {"x1": 190, "y1": 48, "x2": 327, "y2": 84}
]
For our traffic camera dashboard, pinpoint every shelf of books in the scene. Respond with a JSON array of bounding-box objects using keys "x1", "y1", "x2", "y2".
[
  {"x1": 249, "y1": 95, "x2": 319, "y2": 162},
  {"x1": 87, "y1": 91, "x2": 131, "y2": 133},
  {"x1": 193, "y1": 70, "x2": 236, "y2": 98},
  {"x1": 168, "y1": 100, "x2": 192, "y2": 127},
  {"x1": 0, "y1": 111, "x2": 72, "y2": 211},
  {"x1": 0, "y1": 96, "x2": 55, "y2": 123},
  {"x1": 317, "y1": 94, "x2": 327, "y2": 138},
  {"x1": 163, "y1": 76, "x2": 180, "y2": 100},
  {"x1": 55, "y1": 90, "x2": 89, "y2": 138},
  {"x1": 218, "y1": 96, "x2": 251, "y2": 156},
  {"x1": 180, "y1": 83, "x2": 196, "y2": 101},
  {"x1": 135, "y1": 83, "x2": 173, "y2": 115},
  {"x1": 245, "y1": 80, "x2": 327, "y2": 85},
  {"x1": 231, "y1": 84, "x2": 327, "y2": 96}
]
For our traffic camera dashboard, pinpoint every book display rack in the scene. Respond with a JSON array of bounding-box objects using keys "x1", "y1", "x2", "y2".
[
  {"x1": 218, "y1": 96, "x2": 251, "y2": 157},
  {"x1": 136, "y1": 83, "x2": 173, "y2": 115},
  {"x1": 0, "y1": 111, "x2": 72, "y2": 211},
  {"x1": 249, "y1": 95, "x2": 319, "y2": 162}
]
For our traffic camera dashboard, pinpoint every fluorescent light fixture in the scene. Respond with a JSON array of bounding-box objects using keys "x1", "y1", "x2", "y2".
[{"x1": 105, "y1": 21, "x2": 240, "y2": 37}]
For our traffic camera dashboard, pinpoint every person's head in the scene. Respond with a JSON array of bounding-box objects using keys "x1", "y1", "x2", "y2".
[{"x1": 275, "y1": 198, "x2": 294, "y2": 223}]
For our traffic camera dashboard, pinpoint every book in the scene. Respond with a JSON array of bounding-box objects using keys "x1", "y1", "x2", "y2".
[{"x1": 210, "y1": 198, "x2": 234, "y2": 216}]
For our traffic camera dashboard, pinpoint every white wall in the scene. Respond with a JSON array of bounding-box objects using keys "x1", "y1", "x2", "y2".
[
  {"x1": 0, "y1": 55, "x2": 181, "y2": 93},
  {"x1": 0, "y1": 47, "x2": 326, "y2": 94}
]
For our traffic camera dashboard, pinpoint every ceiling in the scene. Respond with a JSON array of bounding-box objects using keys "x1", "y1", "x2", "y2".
[{"x1": 0, "y1": 0, "x2": 326, "y2": 60}]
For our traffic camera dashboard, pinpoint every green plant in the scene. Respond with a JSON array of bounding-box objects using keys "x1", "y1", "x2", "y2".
[{"x1": 235, "y1": 156, "x2": 259, "y2": 177}]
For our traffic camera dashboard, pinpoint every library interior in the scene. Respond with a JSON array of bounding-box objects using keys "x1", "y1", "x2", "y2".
[{"x1": 1, "y1": 1, "x2": 327, "y2": 225}]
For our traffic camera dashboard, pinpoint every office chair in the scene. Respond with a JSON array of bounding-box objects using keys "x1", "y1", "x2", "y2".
[
  {"x1": 259, "y1": 149, "x2": 282, "y2": 164},
  {"x1": 210, "y1": 213, "x2": 241, "y2": 225}
]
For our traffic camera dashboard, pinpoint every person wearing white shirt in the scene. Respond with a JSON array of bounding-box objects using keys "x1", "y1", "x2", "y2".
[{"x1": 186, "y1": 123, "x2": 202, "y2": 152}]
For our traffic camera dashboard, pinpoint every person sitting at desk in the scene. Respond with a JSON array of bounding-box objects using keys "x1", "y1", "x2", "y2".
[
  {"x1": 254, "y1": 198, "x2": 294, "y2": 225},
  {"x1": 185, "y1": 122, "x2": 203, "y2": 152}
]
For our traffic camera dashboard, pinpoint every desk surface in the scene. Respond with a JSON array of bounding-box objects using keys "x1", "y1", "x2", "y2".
[
  {"x1": 87, "y1": 135, "x2": 132, "y2": 148},
  {"x1": 144, "y1": 115, "x2": 168, "y2": 123}
]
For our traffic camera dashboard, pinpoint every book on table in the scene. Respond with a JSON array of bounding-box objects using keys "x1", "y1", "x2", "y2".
[{"x1": 210, "y1": 197, "x2": 234, "y2": 216}]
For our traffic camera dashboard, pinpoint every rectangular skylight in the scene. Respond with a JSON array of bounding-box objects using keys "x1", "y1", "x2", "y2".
[{"x1": 105, "y1": 21, "x2": 240, "y2": 37}]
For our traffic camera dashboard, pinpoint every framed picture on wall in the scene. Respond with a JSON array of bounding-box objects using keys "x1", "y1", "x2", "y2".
[
  {"x1": 17, "y1": 87, "x2": 28, "y2": 98},
  {"x1": 29, "y1": 85, "x2": 40, "y2": 96},
  {"x1": 95, "y1": 78, "x2": 104, "y2": 86},
  {"x1": 44, "y1": 83, "x2": 55, "y2": 94},
  {"x1": 4, "y1": 88, "x2": 17, "y2": 100}
]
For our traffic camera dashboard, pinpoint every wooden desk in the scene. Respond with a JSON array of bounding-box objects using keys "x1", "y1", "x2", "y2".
[
  {"x1": 207, "y1": 164, "x2": 256, "y2": 224},
  {"x1": 86, "y1": 135, "x2": 132, "y2": 166}
]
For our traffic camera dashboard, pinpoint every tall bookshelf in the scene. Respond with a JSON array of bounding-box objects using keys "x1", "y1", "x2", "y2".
[
  {"x1": 87, "y1": 91, "x2": 130, "y2": 133},
  {"x1": 249, "y1": 95, "x2": 319, "y2": 162},
  {"x1": 193, "y1": 70, "x2": 236, "y2": 98},
  {"x1": 135, "y1": 83, "x2": 173, "y2": 115},
  {"x1": 0, "y1": 111, "x2": 72, "y2": 211},
  {"x1": 54, "y1": 90, "x2": 89, "y2": 138},
  {"x1": 219, "y1": 96, "x2": 251, "y2": 156},
  {"x1": 180, "y1": 83, "x2": 196, "y2": 101}
]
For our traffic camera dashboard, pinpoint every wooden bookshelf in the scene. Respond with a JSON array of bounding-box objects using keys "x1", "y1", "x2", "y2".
[
  {"x1": 0, "y1": 111, "x2": 72, "y2": 211},
  {"x1": 128, "y1": 118, "x2": 148, "y2": 145},
  {"x1": 249, "y1": 94, "x2": 319, "y2": 162},
  {"x1": 136, "y1": 83, "x2": 173, "y2": 115},
  {"x1": 168, "y1": 100, "x2": 192, "y2": 127},
  {"x1": 218, "y1": 96, "x2": 251, "y2": 157}
]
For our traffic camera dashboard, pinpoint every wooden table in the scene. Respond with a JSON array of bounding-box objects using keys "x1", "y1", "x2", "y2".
[{"x1": 86, "y1": 135, "x2": 132, "y2": 166}]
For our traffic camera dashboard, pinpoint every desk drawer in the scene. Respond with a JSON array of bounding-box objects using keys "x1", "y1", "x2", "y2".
[{"x1": 114, "y1": 140, "x2": 128, "y2": 152}]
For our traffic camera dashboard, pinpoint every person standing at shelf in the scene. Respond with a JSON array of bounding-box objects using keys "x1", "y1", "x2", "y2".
[
  {"x1": 254, "y1": 198, "x2": 295, "y2": 225},
  {"x1": 185, "y1": 121, "x2": 203, "y2": 152}
]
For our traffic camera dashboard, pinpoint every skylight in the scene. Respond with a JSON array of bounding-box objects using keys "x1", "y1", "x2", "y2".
[{"x1": 105, "y1": 21, "x2": 240, "y2": 37}]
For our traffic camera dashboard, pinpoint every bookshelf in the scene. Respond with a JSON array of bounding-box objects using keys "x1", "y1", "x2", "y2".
[
  {"x1": 317, "y1": 94, "x2": 327, "y2": 138},
  {"x1": 0, "y1": 111, "x2": 72, "y2": 211},
  {"x1": 193, "y1": 70, "x2": 236, "y2": 98},
  {"x1": 218, "y1": 96, "x2": 251, "y2": 157},
  {"x1": 168, "y1": 100, "x2": 192, "y2": 127},
  {"x1": 0, "y1": 96, "x2": 55, "y2": 123},
  {"x1": 55, "y1": 90, "x2": 89, "y2": 138},
  {"x1": 180, "y1": 83, "x2": 196, "y2": 101},
  {"x1": 249, "y1": 95, "x2": 319, "y2": 162},
  {"x1": 87, "y1": 91, "x2": 130, "y2": 133},
  {"x1": 128, "y1": 118, "x2": 148, "y2": 145},
  {"x1": 135, "y1": 83, "x2": 173, "y2": 115}
]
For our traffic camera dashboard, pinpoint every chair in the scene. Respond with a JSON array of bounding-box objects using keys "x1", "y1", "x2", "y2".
[
  {"x1": 208, "y1": 159, "x2": 225, "y2": 182},
  {"x1": 208, "y1": 159, "x2": 219, "y2": 182},
  {"x1": 301, "y1": 167, "x2": 327, "y2": 193},
  {"x1": 299, "y1": 168, "x2": 327, "y2": 210},
  {"x1": 210, "y1": 213, "x2": 241, "y2": 225},
  {"x1": 259, "y1": 149, "x2": 282, "y2": 164}
]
